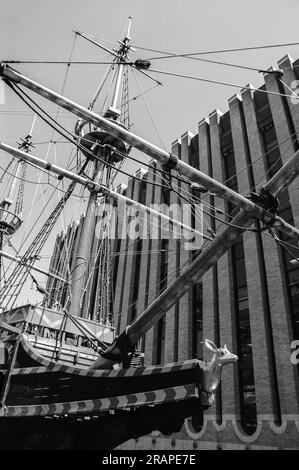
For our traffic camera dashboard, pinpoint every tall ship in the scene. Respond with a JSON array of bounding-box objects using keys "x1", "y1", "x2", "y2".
[{"x1": 0, "y1": 17, "x2": 298, "y2": 449}]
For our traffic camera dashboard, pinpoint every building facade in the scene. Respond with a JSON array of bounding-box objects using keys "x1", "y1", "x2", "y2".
[{"x1": 47, "y1": 54, "x2": 299, "y2": 449}]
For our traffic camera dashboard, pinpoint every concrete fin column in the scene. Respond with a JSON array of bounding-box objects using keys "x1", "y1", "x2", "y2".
[
  {"x1": 177, "y1": 131, "x2": 194, "y2": 361},
  {"x1": 136, "y1": 165, "x2": 154, "y2": 315},
  {"x1": 60, "y1": 221, "x2": 77, "y2": 308},
  {"x1": 164, "y1": 140, "x2": 181, "y2": 363},
  {"x1": 144, "y1": 162, "x2": 162, "y2": 365},
  {"x1": 198, "y1": 118, "x2": 217, "y2": 352},
  {"x1": 83, "y1": 206, "x2": 102, "y2": 317},
  {"x1": 53, "y1": 231, "x2": 67, "y2": 306},
  {"x1": 107, "y1": 184, "x2": 127, "y2": 326},
  {"x1": 230, "y1": 92, "x2": 277, "y2": 418},
  {"x1": 263, "y1": 67, "x2": 299, "y2": 228},
  {"x1": 113, "y1": 177, "x2": 135, "y2": 334},
  {"x1": 47, "y1": 231, "x2": 62, "y2": 304},
  {"x1": 119, "y1": 171, "x2": 146, "y2": 332},
  {"x1": 240, "y1": 85, "x2": 299, "y2": 416},
  {"x1": 46, "y1": 231, "x2": 61, "y2": 298},
  {"x1": 90, "y1": 200, "x2": 110, "y2": 322},
  {"x1": 209, "y1": 108, "x2": 239, "y2": 417},
  {"x1": 71, "y1": 214, "x2": 84, "y2": 278},
  {"x1": 56, "y1": 229, "x2": 68, "y2": 305},
  {"x1": 276, "y1": 54, "x2": 299, "y2": 226},
  {"x1": 62, "y1": 215, "x2": 83, "y2": 313}
]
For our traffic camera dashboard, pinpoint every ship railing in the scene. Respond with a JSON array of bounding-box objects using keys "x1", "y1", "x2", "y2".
[{"x1": 0, "y1": 208, "x2": 22, "y2": 235}]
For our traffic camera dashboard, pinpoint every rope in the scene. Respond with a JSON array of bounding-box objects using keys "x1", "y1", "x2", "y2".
[
  {"x1": 3, "y1": 60, "x2": 131, "y2": 65},
  {"x1": 131, "y1": 69, "x2": 167, "y2": 150},
  {"x1": 135, "y1": 41, "x2": 299, "y2": 59},
  {"x1": 149, "y1": 68, "x2": 295, "y2": 100}
]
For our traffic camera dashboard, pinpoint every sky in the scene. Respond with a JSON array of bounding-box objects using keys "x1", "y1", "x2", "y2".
[{"x1": 1, "y1": 0, "x2": 299, "y2": 305}]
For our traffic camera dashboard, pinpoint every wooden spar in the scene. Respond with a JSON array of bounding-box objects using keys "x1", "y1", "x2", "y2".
[
  {"x1": 0, "y1": 70, "x2": 299, "y2": 240},
  {"x1": 92, "y1": 146, "x2": 299, "y2": 369},
  {"x1": 1, "y1": 139, "x2": 299, "y2": 240},
  {"x1": 0, "y1": 142, "x2": 210, "y2": 241},
  {"x1": 0, "y1": 142, "x2": 99, "y2": 191},
  {"x1": 0, "y1": 320, "x2": 22, "y2": 335},
  {"x1": 262, "y1": 148, "x2": 299, "y2": 197},
  {"x1": 0, "y1": 249, "x2": 70, "y2": 284},
  {"x1": 73, "y1": 30, "x2": 162, "y2": 86},
  {"x1": 1, "y1": 140, "x2": 299, "y2": 242},
  {"x1": 0, "y1": 64, "x2": 297, "y2": 227},
  {"x1": 2, "y1": 65, "x2": 299, "y2": 362}
]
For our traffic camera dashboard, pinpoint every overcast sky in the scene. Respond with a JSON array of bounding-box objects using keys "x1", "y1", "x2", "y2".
[{"x1": 1, "y1": 0, "x2": 299, "y2": 305}]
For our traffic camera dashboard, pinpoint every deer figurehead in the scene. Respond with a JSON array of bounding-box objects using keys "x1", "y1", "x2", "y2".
[{"x1": 201, "y1": 339, "x2": 238, "y2": 402}]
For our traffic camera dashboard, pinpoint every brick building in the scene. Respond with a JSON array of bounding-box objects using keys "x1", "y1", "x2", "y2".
[{"x1": 47, "y1": 54, "x2": 299, "y2": 449}]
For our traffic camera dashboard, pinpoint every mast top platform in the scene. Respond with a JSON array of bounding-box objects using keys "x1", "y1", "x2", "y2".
[
  {"x1": 78, "y1": 17, "x2": 133, "y2": 165},
  {"x1": 0, "y1": 205, "x2": 22, "y2": 235}
]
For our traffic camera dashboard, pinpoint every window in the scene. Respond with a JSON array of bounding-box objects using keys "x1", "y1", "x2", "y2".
[
  {"x1": 129, "y1": 238, "x2": 143, "y2": 323},
  {"x1": 231, "y1": 242, "x2": 257, "y2": 435},
  {"x1": 192, "y1": 283, "x2": 203, "y2": 359},
  {"x1": 155, "y1": 239, "x2": 169, "y2": 364},
  {"x1": 156, "y1": 317, "x2": 166, "y2": 365},
  {"x1": 128, "y1": 177, "x2": 148, "y2": 324}
]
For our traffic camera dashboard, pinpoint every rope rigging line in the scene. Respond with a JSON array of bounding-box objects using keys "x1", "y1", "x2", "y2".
[
  {"x1": 124, "y1": 216, "x2": 216, "y2": 321},
  {"x1": 49, "y1": 33, "x2": 77, "y2": 148},
  {"x1": 131, "y1": 69, "x2": 167, "y2": 151},
  {"x1": 48, "y1": 185, "x2": 197, "y2": 303},
  {"x1": 3, "y1": 51, "x2": 299, "y2": 314},
  {"x1": 0, "y1": 157, "x2": 89, "y2": 311},
  {"x1": 15, "y1": 56, "x2": 288, "y2": 200},
  {"x1": 3, "y1": 60, "x2": 130, "y2": 65},
  {"x1": 44, "y1": 58, "x2": 133, "y2": 322},
  {"x1": 4, "y1": 80, "x2": 296, "y2": 255},
  {"x1": 267, "y1": 226, "x2": 299, "y2": 264},
  {"x1": 0, "y1": 158, "x2": 19, "y2": 200},
  {"x1": 129, "y1": 83, "x2": 160, "y2": 104},
  {"x1": 2, "y1": 179, "x2": 61, "y2": 279},
  {"x1": 9, "y1": 60, "x2": 298, "y2": 206},
  {"x1": 149, "y1": 68, "x2": 295, "y2": 100},
  {"x1": 134, "y1": 41, "x2": 299, "y2": 60},
  {"x1": 114, "y1": 162, "x2": 221, "y2": 322},
  {"x1": 88, "y1": 58, "x2": 116, "y2": 112},
  {"x1": 0, "y1": 158, "x2": 16, "y2": 183},
  {"x1": 32, "y1": 280, "x2": 108, "y2": 353},
  {"x1": 13, "y1": 115, "x2": 37, "y2": 219},
  {"x1": 4, "y1": 81, "x2": 170, "y2": 191}
]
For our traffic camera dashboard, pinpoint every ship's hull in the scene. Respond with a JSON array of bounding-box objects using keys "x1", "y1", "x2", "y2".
[
  {"x1": 0, "y1": 333, "x2": 206, "y2": 414},
  {"x1": 0, "y1": 333, "x2": 208, "y2": 449}
]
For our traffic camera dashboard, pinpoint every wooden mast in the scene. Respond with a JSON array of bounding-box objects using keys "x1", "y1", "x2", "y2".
[{"x1": 68, "y1": 18, "x2": 132, "y2": 318}]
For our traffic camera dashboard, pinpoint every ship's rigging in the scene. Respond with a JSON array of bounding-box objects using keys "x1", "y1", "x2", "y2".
[
  {"x1": 1, "y1": 16, "x2": 299, "y2": 450},
  {"x1": 0, "y1": 17, "x2": 299, "y2": 358},
  {"x1": 0, "y1": 18, "x2": 138, "y2": 321}
]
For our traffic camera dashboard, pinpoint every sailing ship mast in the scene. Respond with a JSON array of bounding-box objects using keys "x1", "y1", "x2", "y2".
[
  {"x1": 1, "y1": 18, "x2": 299, "y2": 370},
  {"x1": 0, "y1": 126, "x2": 33, "y2": 284},
  {"x1": 69, "y1": 17, "x2": 133, "y2": 319},
  {"x1": 1, "y1": 17, "x2": 299, "y2": 450}
]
